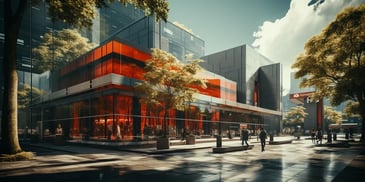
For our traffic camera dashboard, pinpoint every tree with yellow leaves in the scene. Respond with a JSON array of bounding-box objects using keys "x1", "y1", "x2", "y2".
[
  {"x1": 136, "y1": 49, "x2": 207, "y2": 138},
  {"x1": 292, "y1": 4, "x2": 365, "y2": 141}
]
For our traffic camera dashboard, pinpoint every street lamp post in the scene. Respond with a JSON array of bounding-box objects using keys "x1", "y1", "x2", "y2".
[
  {"x1": 216, "y1": 119, "x2": 222, "y2": 147},
  {"x1": 216, "y1": 111, "x2": 225, "y2": 148}
]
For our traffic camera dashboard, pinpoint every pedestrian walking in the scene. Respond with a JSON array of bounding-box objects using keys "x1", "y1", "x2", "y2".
[
  {"x1": 316, "y1": 128, "x2": 323, "y2": 144},
  {"x1": 259, "y1": 128, "x2": 267, "y2": 152},
  {"x1": 311, "y1": 128, "x2": 316, "y2": 144},
  {"x1": 241, "y1": 128, "x2": 249, "y2": 146},
  {"x1": 181, "y1": 128, "x2": 187, "y2": 141},
  {"x1": 228, "y1": 130, "x2": 232, "y2": 139}
]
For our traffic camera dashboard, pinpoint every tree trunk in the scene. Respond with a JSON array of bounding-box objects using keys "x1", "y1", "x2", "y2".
[
  {"x1": 360, "y1": 112, "x2": 365, "y2": 142},
  {"x1": 359, "y1": 100, "x2": 365, "y2": 142},
  {"x1": 1, "y1": 0, "x2": 27, "y2": 154},
  {"x1": 163, "y1": 107, "x2": 168, "y2": 137}
]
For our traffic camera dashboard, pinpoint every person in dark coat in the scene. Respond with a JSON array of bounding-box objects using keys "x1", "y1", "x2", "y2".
[
  {"x1": 311, "y1": 128, "x2": 316, "y2": 144},
  {"x1": 241, "y1": 128, "x2": 249, "y2": 146},
  {"x1": 259, "y1": 128, "x2": 267, "y2": 152},
  {"x1": 317, "y1": 128, "x2": 323, "y2": 144}
]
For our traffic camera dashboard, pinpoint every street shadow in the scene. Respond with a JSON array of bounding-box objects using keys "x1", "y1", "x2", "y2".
[{"x1": 0, "y1": 165, "x2": 124, "y2": 182}]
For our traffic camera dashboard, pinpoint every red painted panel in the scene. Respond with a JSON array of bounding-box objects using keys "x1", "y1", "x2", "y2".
[
  {"x1": 94, "y1": 47, "x2": 102, "y2": 62},
  {"x1": 106, "y1": 41, "x2": 113, "y2": 55},
  {"x1": 85, "y1": 52, "x2": 93, "y2": 64}
]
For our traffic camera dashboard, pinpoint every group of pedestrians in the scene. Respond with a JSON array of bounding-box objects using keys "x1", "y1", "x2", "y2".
[
  {"x1": 241, "y1": 127, "x2": 267, "y2": 152},
  {"x1": 310, "y1": 128, "x2": 323, "y2": 144}
]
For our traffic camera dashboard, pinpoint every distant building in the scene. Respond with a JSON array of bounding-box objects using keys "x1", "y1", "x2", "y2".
[
  {"x1": 289, "y1": 91, "x2": 324, "y2": 133},
  {"x1": 288, "y1": 72, "x2": 354, "y2": 133},
  {"x1": 288, "y1": 72, "x2": 319, "y2": 133}
]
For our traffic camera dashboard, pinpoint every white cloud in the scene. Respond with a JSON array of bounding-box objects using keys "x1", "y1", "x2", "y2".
[{"x1": 252, "y1": 0, "x2": 365, "y2": 94}]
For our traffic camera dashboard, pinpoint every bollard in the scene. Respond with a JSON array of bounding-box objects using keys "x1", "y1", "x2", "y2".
[
  {"x1": 327, "y1": 133, "x2": 332, "y2": 143},
  {"x1": 216, "y1": 135, "x2": 222, "y2": 147}
]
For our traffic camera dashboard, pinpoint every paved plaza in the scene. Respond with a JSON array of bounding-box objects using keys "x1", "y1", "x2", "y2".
[{"x1": 0, "y1": 136, "x2": 364, "y2": 182}]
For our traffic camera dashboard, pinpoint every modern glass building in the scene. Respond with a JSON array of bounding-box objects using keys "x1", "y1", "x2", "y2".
[
  {"x1": 0, "y1": 1, "x2": 203, "y2": 133},
  {"x1": 31, "y1": 38, "x2": 235, "y2": 140},
  {"x1": 201, "y1": 45, "x2": 282, "y2": 111},
  {"x1": 1, "y1": 1, "x2": 282, "y2": 142},
  {"x1": 200, "y1": 45, "x2": 282, "y2": 135},
  {"x1": 32, "y1": 37, "x2": 282, "y2": 141},
  {"x1": 0, "y1": 1, "x2": 203, "y2": 73}
]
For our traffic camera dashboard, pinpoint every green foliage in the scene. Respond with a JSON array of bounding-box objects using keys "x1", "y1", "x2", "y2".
[
  {"x1": 46, "y1": 0, "x2": 168, "y2": 29},
  {"x1": 292, "y1": 4, "x2": 365, "y2": 106},
  {"x1": 136, "y1": 48, "x2": 207, "y2": 136},
  {"x1": 324, "y1": 106, "x2": 343, "y2": 125},
  {"x1": 32, "y1": 29, "x2": 96, "y2": 73},
  {"x1": 18, "y1": 83, "x2": 44, "y2": 110},
  {"x1": 344, "y1": 101, "x2": 361, "y2": 119},
  {"x1": 292, "y1": 4, "x2": 365, "y2": 140},
  {"x1": 136, "y1": 48, "x2": 207, "y2": 111},
  {"x1": 283, "y1": 106, "x2": 308, "y2": 127}
]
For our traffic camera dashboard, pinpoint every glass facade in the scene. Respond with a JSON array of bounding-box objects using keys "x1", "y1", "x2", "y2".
[
  {"x1": 33, "y1": 40, "x2": 249, "y2": 141},
  {"x1": 0, "y1": 1, "x2": 282, "y2": 142},
  {"x1": 105, "y1": 16, "x2": 205, "y2": 62},
  {"x1": 0, "y1": 1, "x2": 205, "y2": 137},
  {"x1": 200, "y1": 45, "x2": 281, "y2": 111},
  {"x1": 160, "y1": 21, "x2": 205, "y2": 60},
  {"x1": 0, "y1": 1, "x2": 145, "y2": 73},
  {"x1": 200, "y1": 45, "x2": 282, "y2": 134}
]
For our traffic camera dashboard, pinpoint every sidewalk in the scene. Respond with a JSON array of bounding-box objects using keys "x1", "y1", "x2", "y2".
[
  {"x1": 2, "y1": 135, "x2": 365, "y2": 181},
  {"x1": 39, "y1": 135, "x2": 295, "y2": 154},
  {"x1": 30, "y1": 135, "x2": 360, "y2": 153},
  {"x1": 332, "y1": 147, "x2": 365, "y2": 181},
  {"x1": 85, "y1": 136, "x2": 365, "y2": 181}
]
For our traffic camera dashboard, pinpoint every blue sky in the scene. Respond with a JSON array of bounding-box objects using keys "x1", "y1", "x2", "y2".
[
  {"x1": 167, "y1": 0, "x2": 365, "y2": 92},
  {"x1": 168, "y1": 0, "x2": 291, "y2": 55}
]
